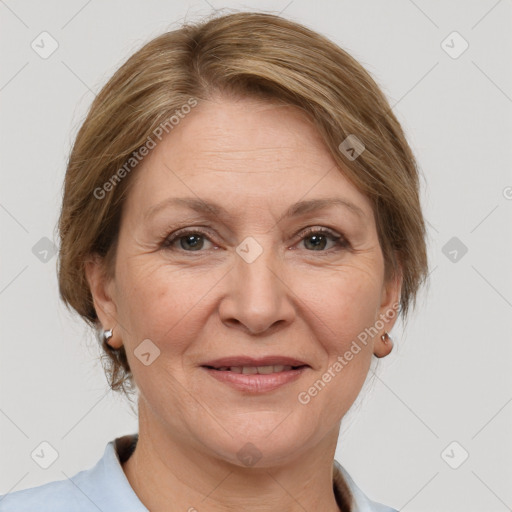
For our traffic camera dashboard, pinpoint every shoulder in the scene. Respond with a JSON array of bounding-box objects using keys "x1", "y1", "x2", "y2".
[
  {"x1": 0, "y1": 434, "x2": 144, "y2": 512},
  {"x1": 0, "y1": 476, "x2": 87, "y2": 511}
]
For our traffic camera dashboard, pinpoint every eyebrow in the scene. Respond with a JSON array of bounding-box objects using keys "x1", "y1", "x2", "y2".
[{"x1": 144, "y1": 196, "x2": 365, "y2": 222}]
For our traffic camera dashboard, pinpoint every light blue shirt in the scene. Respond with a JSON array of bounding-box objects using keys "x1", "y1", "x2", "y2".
[{"x1": 0, "y1": 434, "x2": 397, "y2": 512}]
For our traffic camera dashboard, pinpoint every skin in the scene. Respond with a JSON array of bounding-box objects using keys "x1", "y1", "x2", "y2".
[{"x1": 86, "y1": 95, "x2": 401, "y2": 512}]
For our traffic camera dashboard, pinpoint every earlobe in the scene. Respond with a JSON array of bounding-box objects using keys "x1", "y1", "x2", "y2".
[
  {"x1": 373, "y1": 331, "x2": 394, "y2": 358},
  {"x1": 373, "y1": 268, "x2": 402, "y2": 358},
  {"x1": 84, "y1": 255, "x2": 121, "y2": 348}
]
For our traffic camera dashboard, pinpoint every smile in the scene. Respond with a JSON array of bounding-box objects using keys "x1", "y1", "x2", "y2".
[
  {"x1": 201, "y1": 364, "x2": 309, "y2": 393},
  {"x1": 206, "y1": 364, "x2": 305, "y2": 374}
]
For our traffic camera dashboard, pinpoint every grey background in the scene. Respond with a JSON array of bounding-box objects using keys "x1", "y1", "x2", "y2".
[{"x1": 1, "y1": 1, "x2": 511, "y2": 510}]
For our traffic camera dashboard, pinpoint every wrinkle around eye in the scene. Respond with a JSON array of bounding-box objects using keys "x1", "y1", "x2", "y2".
[{"x1": 142, "y1": 212, "x2": 374, "y2": 256}]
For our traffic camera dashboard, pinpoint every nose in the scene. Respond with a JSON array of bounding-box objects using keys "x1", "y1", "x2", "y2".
[{"x1": 218, "y1": 242, "x2": 296, "y2": 335}]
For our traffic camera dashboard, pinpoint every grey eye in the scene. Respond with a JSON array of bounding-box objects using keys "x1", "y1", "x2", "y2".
[{"x1": 179, "y1": 234, "x2": 205, "y2": 251}]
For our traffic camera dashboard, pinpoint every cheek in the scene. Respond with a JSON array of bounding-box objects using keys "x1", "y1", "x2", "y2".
[
  {"x1": 116, "y1": 259, "x2": 217, "y2": 354},
  {"x1": 294, "y1": 267, "x2": 381, "y2": 414},
  {"x1": 114, "y1": 262, "x2": 214, "y2": 409},
  {"x1": 301, "y1": 262, "x2": 383, "y2": 341}
]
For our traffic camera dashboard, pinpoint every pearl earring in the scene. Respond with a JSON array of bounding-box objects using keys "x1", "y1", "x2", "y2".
[{"x1": 103, "y1": 327, "x2": 113, "y2": 344}]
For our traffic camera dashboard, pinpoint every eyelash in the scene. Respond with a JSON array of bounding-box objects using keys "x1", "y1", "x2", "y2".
[{"x1": 161, "y1": 226, "x2": 351, "y2": 254}]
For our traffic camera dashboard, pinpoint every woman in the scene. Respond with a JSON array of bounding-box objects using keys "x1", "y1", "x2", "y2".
[{"x1": 0, "y1": 11, "x2": 427, "y2": 512}]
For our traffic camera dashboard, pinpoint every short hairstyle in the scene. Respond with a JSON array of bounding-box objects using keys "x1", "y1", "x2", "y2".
[{"x1": 58, "y1": 11, "x2": 428, "y2": 396}]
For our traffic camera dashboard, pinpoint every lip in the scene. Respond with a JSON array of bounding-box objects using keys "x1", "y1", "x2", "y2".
[
  {"x1": 201, "y1": 366, "x2": 308, "y2": 393},
  {"x1": 200, "y1": 355, "x2": 310, "y2": 394},
  {"x1": 201, "y1": 356, "x2": 309, "y2": 368}
]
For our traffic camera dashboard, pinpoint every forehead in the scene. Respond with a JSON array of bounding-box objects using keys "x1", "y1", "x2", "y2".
[{"x1": 125, "y1": 96, "x2": 373, "y2": 218}]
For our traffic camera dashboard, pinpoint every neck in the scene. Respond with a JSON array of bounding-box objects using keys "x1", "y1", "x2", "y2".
[{"x1": 122, "y1": 400, "x2": 348, "y2": 512}]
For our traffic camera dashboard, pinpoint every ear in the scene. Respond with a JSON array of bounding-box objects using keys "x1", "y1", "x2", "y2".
[
  {"x1": 373, "y1": 265, "x2": 402, "y2": 358},
  {"x1": 84, "y1": 254, "x2": 122, "y2": 349},
  {"x1": 377, "y1": 267, "x2": 402, "y2": 332}
]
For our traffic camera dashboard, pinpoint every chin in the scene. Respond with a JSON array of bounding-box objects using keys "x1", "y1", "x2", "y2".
[{"x1": 198, "y1": 411, "x2": 318, "y2": 469}]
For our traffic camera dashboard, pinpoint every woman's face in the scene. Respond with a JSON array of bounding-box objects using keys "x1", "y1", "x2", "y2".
[{"x1": 88, "y1": 96, "x2": 400, "y2": 466}]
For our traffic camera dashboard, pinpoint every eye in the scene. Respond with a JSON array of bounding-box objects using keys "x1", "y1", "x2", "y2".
[
  {"x1": 162, "y1": 229, "x2": 215, "y2": 252},
  {"x1": 161, "y1": 226, "x2": 350, "y2": 254},
  {"x1": 297, "y1": 227, "x2": 350, "y2": 252}
]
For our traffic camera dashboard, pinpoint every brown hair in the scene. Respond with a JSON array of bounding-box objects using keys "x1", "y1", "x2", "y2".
[{"x1": 58, "y1": 10, "x2": 428, "y2": 398}]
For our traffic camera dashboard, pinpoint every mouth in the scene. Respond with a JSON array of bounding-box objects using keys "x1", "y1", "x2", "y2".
[
  {"x1": 203, "y1": 364, "x2": 308, "y2": 374},
  {"x1": 200, "y1": 356, "x2": 310, "y2": 393},
  {"x1": 201, "y1": 356, "x2": 310, "y2": 372}
]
